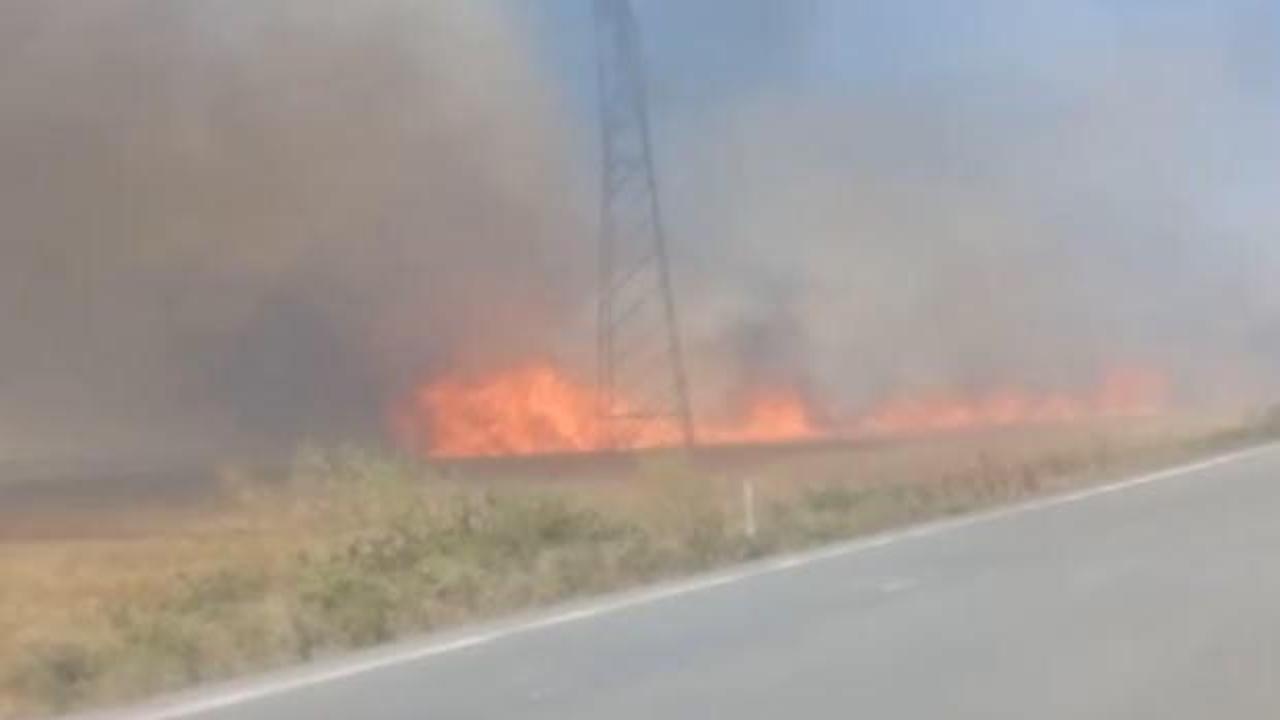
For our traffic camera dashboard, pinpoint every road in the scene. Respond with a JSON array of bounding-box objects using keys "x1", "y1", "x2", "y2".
[{"x1": 113, "y1": 444, "x2": 1280, "y2": 719}]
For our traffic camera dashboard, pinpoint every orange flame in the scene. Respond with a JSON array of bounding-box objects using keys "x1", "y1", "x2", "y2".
[
  {"x1": 857, "y1": 367, "x2": 1168, "y2": 437},
  {"x1": 702, "y1": 389, "x2": 821, "y2": 445},
  {"x1": 393, "y1": 363, "x2": 821, "y2": 458},
  {"x1": 394, "y1": 363, "x2": 1168, "y2": 458},
  {"x1": 392, "y1": 363, "x2": 599, "y2": 458}
]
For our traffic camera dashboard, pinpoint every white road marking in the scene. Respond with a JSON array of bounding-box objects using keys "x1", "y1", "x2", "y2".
[{"x1": 90, "y1": 442, "x2": 1279, "y2": 720}]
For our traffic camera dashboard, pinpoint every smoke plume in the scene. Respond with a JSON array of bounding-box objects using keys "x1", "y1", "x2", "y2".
[
  {"x1": 662, "y1": 1, "x2": 1280, "y2": 420},
  {"x1": 0, "y1": 1, "x2": 591, "y2": 459}
]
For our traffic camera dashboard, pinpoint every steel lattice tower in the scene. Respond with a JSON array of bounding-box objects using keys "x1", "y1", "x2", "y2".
[{"x1": 593, "y1": 0, "x2": 695, "y2": 449}]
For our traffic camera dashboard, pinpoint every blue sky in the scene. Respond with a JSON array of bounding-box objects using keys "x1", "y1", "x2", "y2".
[
  {"x1": 515, "y1": 0, "x2": 1280, "y2": 227},
  {"x1": 522, "y1": 1, "x2": 1280, "y2": 126}
]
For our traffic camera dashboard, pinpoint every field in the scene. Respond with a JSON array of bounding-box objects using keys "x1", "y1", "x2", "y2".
[{"x1": 1, "y1": 415, "x2": 1274, "y2": 718}]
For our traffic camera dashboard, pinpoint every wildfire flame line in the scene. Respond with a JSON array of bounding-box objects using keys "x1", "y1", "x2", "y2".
[{"x1": 392, "y1": 363, "x2": 1167, "y2": 459}]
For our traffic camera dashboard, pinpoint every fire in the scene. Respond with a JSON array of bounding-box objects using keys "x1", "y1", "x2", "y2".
[
  {"x1": 394, "y1": 363, "x2": 821, "y2": 458},
  {"x1": 858, "y1": 389, "x2": 1084, "y2": 436},
  {"x1": 394, "y1": 363, "x2": 1168, "y2": 458},
  {"x1": 392, "y1": 362, "x2": 599, "y2": 458},
  {"x1": 857, "y1": 367, "x2": 1168, "y2": 437},
  {"x1": 702, "y1": 389, "x2": 821, "y2": 445}
]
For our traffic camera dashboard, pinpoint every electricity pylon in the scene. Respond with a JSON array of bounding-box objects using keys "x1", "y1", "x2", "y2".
[{"x1": 593, "y1": 0, "x2": 695, "y2": 449}]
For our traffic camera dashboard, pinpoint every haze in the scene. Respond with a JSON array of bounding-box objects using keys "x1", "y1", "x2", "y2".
[{"x1": 2, "y1": 0, "x2": 1278, "y2": 461}]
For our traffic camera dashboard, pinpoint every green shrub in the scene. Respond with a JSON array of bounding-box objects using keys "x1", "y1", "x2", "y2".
[{"x1": 296, "y1": 560, "x2": 396, "y2": 649}]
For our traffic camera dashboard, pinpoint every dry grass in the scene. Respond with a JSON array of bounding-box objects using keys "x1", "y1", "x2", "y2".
[{"x1": 1, "y1": 414, "x2": 1273, "y2": 718}]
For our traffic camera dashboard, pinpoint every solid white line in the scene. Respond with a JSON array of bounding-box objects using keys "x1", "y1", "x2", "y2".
[{"x1": 98, "y1": 441, "x2": 1279, "y2": 720}]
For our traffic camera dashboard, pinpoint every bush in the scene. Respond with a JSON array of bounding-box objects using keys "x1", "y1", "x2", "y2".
[
  {"x1": 9, "y1": 641, "x2": 102, "y2": 713},
  {"x1": 296, "y1": 561, "x2": 396, "y2": 650},
  {"x1": 5, "y1": 423, "x2": 1262, "y2": 717}
]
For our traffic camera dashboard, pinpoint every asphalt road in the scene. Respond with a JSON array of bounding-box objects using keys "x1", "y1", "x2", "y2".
[{"x1": 117, "y1": 444, "x2": 1280, "y2": 719}]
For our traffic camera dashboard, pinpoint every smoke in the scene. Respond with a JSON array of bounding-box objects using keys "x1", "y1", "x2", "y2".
[
  {"x1": 661, "y1": 0, "x2": 1280, "y2": 419},
  {"x1": 0, "y1": 1, "x2": 590, "y2": 458},
  {"x1": 5, "y1": 1, "x2": 1280, "y2": 460}
]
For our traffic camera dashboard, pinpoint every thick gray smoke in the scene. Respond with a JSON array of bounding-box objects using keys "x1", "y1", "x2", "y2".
[{"x1": 0, "y1": 1, "x2": 589, "y2": 459}]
